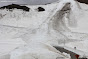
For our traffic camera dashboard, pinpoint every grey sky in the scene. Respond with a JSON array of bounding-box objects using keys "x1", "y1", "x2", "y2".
[{"x1": 0, "y1": 0, "x2": 58, "y2": 7}]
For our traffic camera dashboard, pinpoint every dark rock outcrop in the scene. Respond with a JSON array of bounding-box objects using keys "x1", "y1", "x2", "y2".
[
  {"x1": 0, "y1": 4, "x2": 30, "y2": 12},
  {"x1": 76, "y1": 0, "x2": 88, "y2": 4},
  {"x1": 38, "y1": 7, "x2": 45, "y2": 12}
]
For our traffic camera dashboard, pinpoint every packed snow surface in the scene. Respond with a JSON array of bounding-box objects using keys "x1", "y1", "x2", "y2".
[{"x1": 0, "y1": 0, "x2": 88, "y2": 59}]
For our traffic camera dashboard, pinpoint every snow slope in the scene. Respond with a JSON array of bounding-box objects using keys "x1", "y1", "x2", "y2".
[
  {"x1": 0, "y1": 38, "x2": 26, "y2": 59},
  {"x1": 0, "y1": 0, "x2": 88, "y2": 59}
]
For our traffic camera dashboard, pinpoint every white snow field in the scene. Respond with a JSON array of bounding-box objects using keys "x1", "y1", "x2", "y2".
[
  {"x1": 0, "y1": 38, "x2": 26, "y2": 59},
  {"x1": 0, "y1": 0, "x2": 88, "y2": 59}
]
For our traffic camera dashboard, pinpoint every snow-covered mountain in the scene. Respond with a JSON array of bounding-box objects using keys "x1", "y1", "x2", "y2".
[{"x1": 0, "y1": 0, "x2": 88, "y2": 59}]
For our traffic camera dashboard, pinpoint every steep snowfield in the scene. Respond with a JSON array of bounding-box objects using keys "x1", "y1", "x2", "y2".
[{"x1": 0, "y1": 0, "x2": 88, "y2": 59}]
